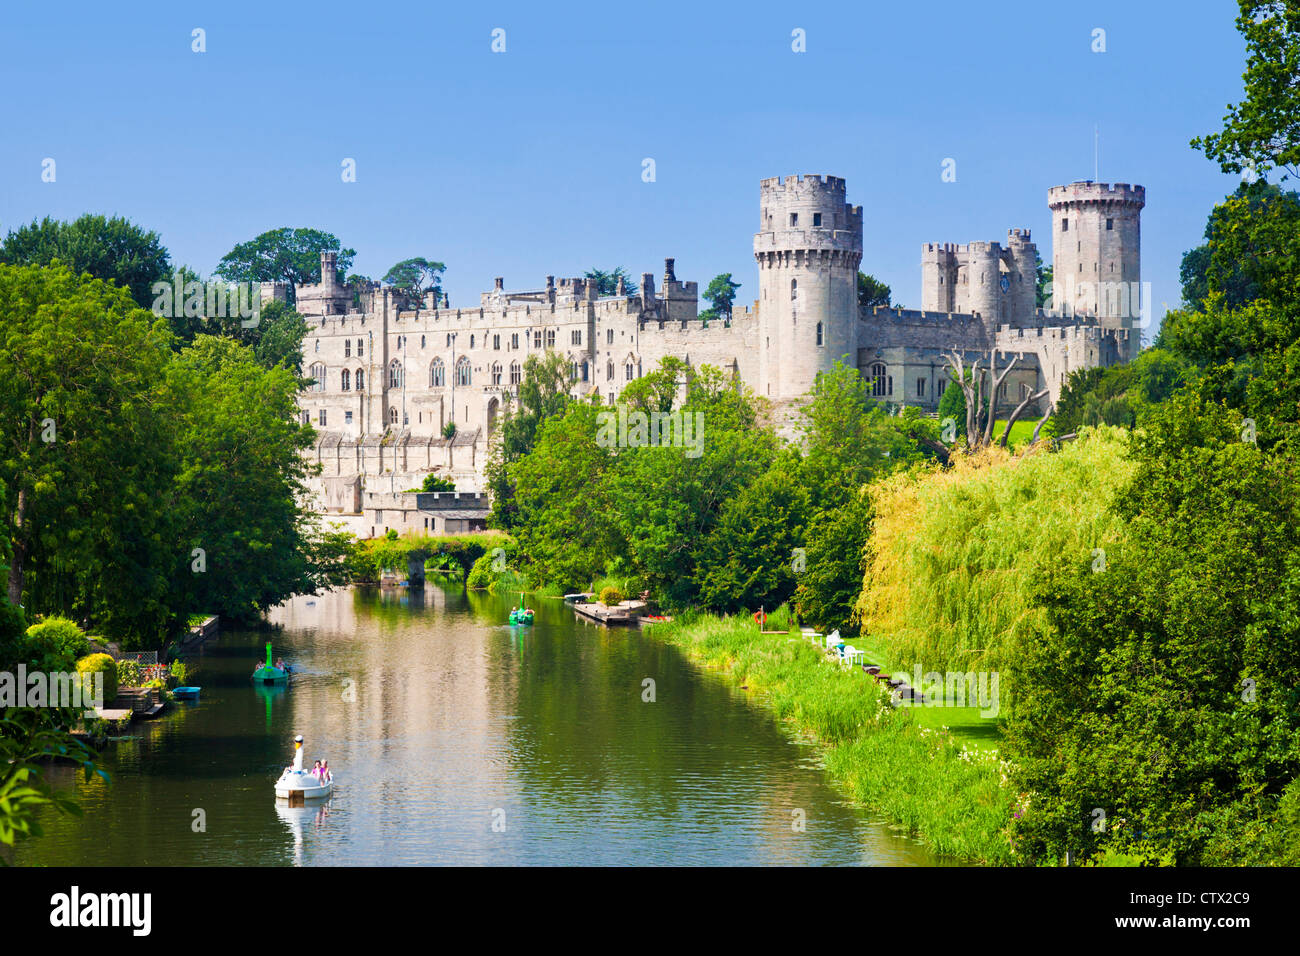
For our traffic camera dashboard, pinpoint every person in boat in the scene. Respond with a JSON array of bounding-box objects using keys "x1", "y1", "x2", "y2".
[
  {"x1": 311, "y1": 759, "x2": 323, "y2": 780},
  {"x1": 321, "y1": 760, "x2": 331, "y2": 782}
]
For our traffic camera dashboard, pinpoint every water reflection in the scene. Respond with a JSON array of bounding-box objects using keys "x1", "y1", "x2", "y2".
[{"x1": 18, "y1": 585, "x2": 943, "y2": 866}]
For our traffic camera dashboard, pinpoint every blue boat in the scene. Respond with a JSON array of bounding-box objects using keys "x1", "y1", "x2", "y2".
[{"x1": 173, "y1": 686, "x2": 201, "y2": 699}]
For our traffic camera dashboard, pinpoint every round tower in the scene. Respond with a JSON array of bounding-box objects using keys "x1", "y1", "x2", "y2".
[
  {"x1": 964, "y1": 241, "x2": 1003, "y2": 328},
  {"x1": 1047, "y1": 181, "x2": 1145, "y2": 361},
  {"x1": 754, "y1": 175, "x2": 863, "y2": 402}
]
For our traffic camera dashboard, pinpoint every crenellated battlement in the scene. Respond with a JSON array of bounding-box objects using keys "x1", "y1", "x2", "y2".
[{"x1": 1048, "y1": 181, "x2": 1146, "y2": 208}]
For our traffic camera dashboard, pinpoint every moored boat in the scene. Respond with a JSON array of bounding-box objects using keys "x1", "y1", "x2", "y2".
[{"x1": 252, "y1": 642, "x2": 289, "y2": 683}]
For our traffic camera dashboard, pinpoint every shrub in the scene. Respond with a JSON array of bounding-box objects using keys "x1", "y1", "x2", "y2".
[
  {"x1": 170, "y1": 660, "x2": 188, "y2": 684},
  {"x1": 24, "y1": 616, "x2": 91, "y2": 670},
  {"x1": 598, "y1": 585, "x2": 625, "y2": 605},
  {"x1": 75, "y1": 653, "x2": 118, "y2": 703},
  {"x1": 115, "y1": 660, "x2": 143, "y2": 687}
]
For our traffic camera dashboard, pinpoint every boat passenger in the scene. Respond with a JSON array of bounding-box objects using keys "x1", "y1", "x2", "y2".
[
  {"x1": 321, "y1": 760, "x2": 331, "y2": 782},
  {"x1": 312, "y1": 759, "x2": 323, "y2": 780}
]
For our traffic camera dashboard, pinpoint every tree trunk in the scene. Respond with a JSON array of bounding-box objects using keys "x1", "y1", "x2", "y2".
[{"x1": 7, "y1": 485, "x2": 27, "y2": 607}]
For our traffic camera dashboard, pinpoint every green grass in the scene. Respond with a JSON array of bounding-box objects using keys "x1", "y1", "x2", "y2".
[
  {"x1": 993, "y1": 418, "x2": 1041, "y2": 450},
  {"x1": 649, "y1": 612, "x2": 1015, "y2": 864}
]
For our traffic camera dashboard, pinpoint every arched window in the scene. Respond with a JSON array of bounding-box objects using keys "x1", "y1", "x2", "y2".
[
  {"x1": 455, "y1": 357, "x2": 471, "y2": 387},
  {"x1": 491, "y1": 362, "x2": 502, "y2": 386},
  {"x1": 356, "y1": 369, "x2": 365, "y2": 391},
  {"x1": 430, "y1": 358, "x2": 445, "y2": 387},
  {"x1": 421, "y1": 334, "x2": 426, "y2": 348},
  {"x1": 510, "y1": 361, "x2": 521, "y2": 385},
  {"x1": 790, "y1": 279, "x2": 798, "y2": 301},
  {"x1": 388, "y1": 407, "x2": 398, "y2": 425},
  {"x1": 625, "y1": 362, "x2": 635, "y2": 381},
  {"x1": 606, "y1": 361, "x2": 614, "y2": 381},
  {"x1": 310, "y1": 363, "x2": 326, "y2": 391},
  {"x1": 341, "y1": 369, "x2": 351, "y2": 391},
  {"x1": 869, "y1": 362, "x2": 889, "y2": 398},
  {"x1": 389, "y1": 359, "x2": 403, "y2": 388},
  {"x1": 344, "y1": 340, "x2": 351, "y2": 358},
  {"x1": 470, "y1": 334, "x2": 475, "y2": 349},
  {"x1": 545, "y1": 329, "x2": 556, "y2": 348},
  {"x1": 816, "y1": 322, "x2": 823, "y2": 346}
]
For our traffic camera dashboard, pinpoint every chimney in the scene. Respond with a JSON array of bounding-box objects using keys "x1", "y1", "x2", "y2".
[{"x1": 664, "y1": 257, "x2": 676, "y2": 285}]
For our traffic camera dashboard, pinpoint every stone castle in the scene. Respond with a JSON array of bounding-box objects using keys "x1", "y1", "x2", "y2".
[{"x1": 292, "y1": 174, "x2": 1144, "y2": 536}]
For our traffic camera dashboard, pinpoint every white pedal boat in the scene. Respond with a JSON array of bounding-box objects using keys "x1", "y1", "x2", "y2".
[{"x1": 275, "y1": 768, "x2": 333, "y2": 799}]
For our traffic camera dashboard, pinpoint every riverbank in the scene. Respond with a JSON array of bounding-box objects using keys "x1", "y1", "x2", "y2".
[{"x1": 643, "y1": 612, "x2": 1015, "y2": 864}]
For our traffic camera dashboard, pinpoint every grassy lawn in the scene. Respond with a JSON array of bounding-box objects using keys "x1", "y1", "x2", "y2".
[
  {"x1": 852, "y1": 632, "x2": 1005, "y2": 752},
  {"x1": 994, "y1": 417, "x2": 1043, "y2": 450}
]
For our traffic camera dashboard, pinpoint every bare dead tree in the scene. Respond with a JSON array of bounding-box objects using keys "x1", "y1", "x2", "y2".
[{"x1": 999, "y1": 388, "x2": 1050, "y2": 447}]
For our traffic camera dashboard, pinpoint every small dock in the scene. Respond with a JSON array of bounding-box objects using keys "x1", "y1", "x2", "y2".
[{"x1": 571, "y1": 599, "x2": 648, "y2": 626}]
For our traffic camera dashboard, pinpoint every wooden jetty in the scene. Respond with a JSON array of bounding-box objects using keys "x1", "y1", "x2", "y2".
[{"x1": 571, "y1": 599, "x2": 648, "y2": 626}]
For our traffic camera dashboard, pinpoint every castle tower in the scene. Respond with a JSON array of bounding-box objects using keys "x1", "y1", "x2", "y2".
[
  {"x1": 1006, "y1": 229, "x2": 1038, "y2": 321},
  {"x1": 1047, "y1": 181, "x2": 1145, "y2": 361},
  {"x1": 754, "y1": 175, "x2": 862, "y2": 402},
  {"x1": 921, "y1": 243, "x2": 958, "y2": 312},
  {"x1": 964, "y1": 241, "x2": 1003, "y2": 329}
]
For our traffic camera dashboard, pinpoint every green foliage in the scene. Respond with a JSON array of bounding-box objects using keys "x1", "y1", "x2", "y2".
[
  {"x1": 75, "y1": 653, "x2": 117, "y2": 703},
  {"x1": 694, "y1": 455, "x2": 810, "y2": 612},
  {"x1": 857, "y1": 429, "x2": 1137, "y2": 694},
  {"x1": 1035, "y1": 254, "x2": 1053, "y2": 309},
  {"x1": 22, "y1": 617, "x2": 90, "y2": 671},
  {"x1": 582, "y1": 267, "x2": 638, "y2": 297},
  {"x1": 441, "y1": 421, "x2": 457, "y2": 439},
  {"x1": 857, "y1": 272, "x2": 891, "y2": 310},
  {"x1": 115, "y1": 659, "x2": 142, "y2": 687},
  {"x1": 486, "y1": 351, "x2": 575, "y2": 528},
  {"x1": 597, "y1": 585, "x2": 625, "y2": 606},
  {"x1": 382, "y1": 257, "x2": 445, "y2": 303},
  {"x1": 1007, "y1": 393, "x2": 1300, "y2": 865},
  {"x1": 166, "y1": 336, "x2": 326, "y2": 624},
  {"x1": 702, "y1": 273, "x2": 741, "y2": 319},
  {"x1": 793, "y1": 487, "x2": 873, "y2": 634},
  {"x1": 214, "y1": 228, "x2": 355, "y2": 304},
  {"x1": 1049, "y1": 348, "x2": 1190, "y2": 437},
  {"x1": 936, "y1": 379, "x2": 966, "y2": 440},
  {"x1": 1191, "y1": 1, "x2": 1300, "y2": 181},
  {"x1": 0, "y1": 213, "x2": 170, "y2": 308},
  {"x1": 419, "y1": 474, "x2": 456, "y2": 493},
  {"x1": 0, "y1": 263, "x2": 181, "y2": 643}
]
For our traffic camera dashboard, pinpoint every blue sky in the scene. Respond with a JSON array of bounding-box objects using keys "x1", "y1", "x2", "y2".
[{"x1": 0, "y1": 1, "x2": 1254, "y2": 329}]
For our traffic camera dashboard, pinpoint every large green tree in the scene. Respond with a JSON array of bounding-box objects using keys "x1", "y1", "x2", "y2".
[
  {"x1": 0, "y1": 214, "x2": 170, "y2": 309},
  {"x1": 486, "y1": 352, "x2": 574, "y2": 528},
  {"x1": 0, "y1": 264, "x2": 181, "y2": 643},
  {"x1": 383, "y1": 257, "x2": 446, "y2": 304},
  {"x1": 214, "y1": 228, "x2": 355, "y2": 302}
]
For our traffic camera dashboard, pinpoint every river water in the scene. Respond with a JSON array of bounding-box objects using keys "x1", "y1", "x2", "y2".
[{"x1": 18, "y1": 586, "x2": 940, "y2": 866}]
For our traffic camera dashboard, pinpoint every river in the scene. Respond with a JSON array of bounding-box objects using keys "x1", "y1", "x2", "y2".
[{"x1": 18, "y1": 586, "x2": 942, "y2": 866}]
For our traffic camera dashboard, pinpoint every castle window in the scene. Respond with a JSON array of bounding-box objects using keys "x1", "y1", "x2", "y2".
[
  {"x1": 345, "y1": 411, "x2": 353, "y2": 425},
  {"x1": 790, "y1": 213, "x2": 798, "y2": 226},
  {"x1": 389, "y1": 407, "x2": 398, "y2": 425},
  {"x1": 571, "y1": 330, "x2": 582, "y2": 346},
  {"x1": 357, "y1": 339, "x2": 364, "y2": 357},
  {"x1": 421, "y1": 335, "x2": 426, "y2": 348},
  {"x1": 1062, "y1": 218, "x2": 1069, "y2": 231},
  {"x1": 608, "y1": 393, "x2": 616, "y2": 406},
  {"x1": 1106, "y1": 218, "x2": 1114, "y2": 231},
  {"x1": 607, "y1": 361, "x2": 614, "y2": 381},
  {"x1": 511, "y1": 333, "x2": 519, "y2": 350},
  {"x1": 916, "y1": 377, "x2": 925, "y2": 397},
  {"x1": 534, "y1": 331, "x2": 543, "y2": 349},
  {"x1": 580, "y1": 361, "x2": 588, "y2": 382},
  {"x1": 625, "y1": 363, "x2": 634, "y2": 381},
  {"x1": 816, "y1": 322, "x2": 824, "y2": 346},
  {"x1": 791, "y1": 279, "x2": 798, "y2": 301},
  {"x1": 318, "y1": 408, "x2": 327, "y2": 426},
  {"x1": 813, "y1": 212, "x2": 822, "y2": 227},
  {"x1": 300, "y1": 411, "x2": 309, "y2": 425},
  {"x1": 389, "y1": 360, "x2": 403, "y2": 388},
  {"x1": 455, "y1": 357, "x2": 471, "y2": 386},
  {"x1": 345, "y1": 340, "x2": 351, "y2": 358},
  {"x1": 310, "y1": 363, "x2": 326, "y2": 391},
  {"x1": 510, "y1": 362, "x2": 521, "y2": 385},
  {"x1": 470, "y1": 334, "x2": 475, "y2": 349},
  {"x1": 869, "y1": 362, "x2": 888, "y2": 398},
  {"x1": 341, "y1": 369, "x2": 351, "y2": 391},
  {"x1": 447, "y1": 334, "x2": 452, "y2": 347},
  {"x1": 493, "y1": 334, "x2": 501, "y2": 350},
  {"x1": 570, "y1": 361, "x2": 578, "y2": 382},
  {"x1": 315, "y1": 340, "x2": 320, "y2": 353},
  {"x1": 430, "y1": 358, "x2": 445, "y2": 387},
  {"x1": 356, "y1": 369, "x2": 364, "y2": 390},
  {"x1": 491, "y1": 362, "x2": 502, "y2": 386},
  {"x1": 546, "y1": 329, "x2": 556, "y2": 348}
]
